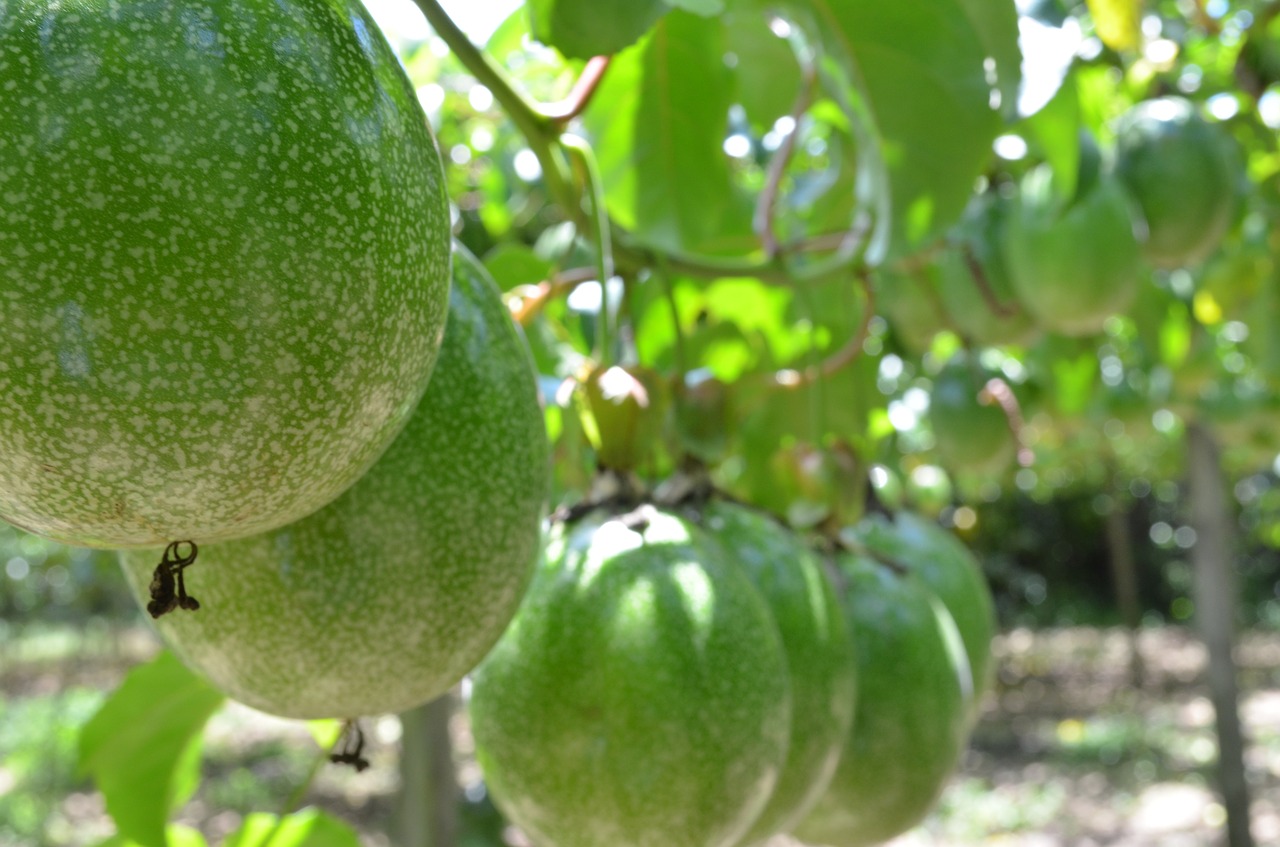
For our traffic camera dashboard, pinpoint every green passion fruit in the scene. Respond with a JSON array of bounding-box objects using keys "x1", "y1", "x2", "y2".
[
  {"x1": 792, "y1": 552, "x2": 971, "y2": 847},
  {"x1": 1003, "y1": 166, "x2": 1144, "y2": 337},
  {"x1": 935, "y1": 195, "x2": 1039, "y2": 348},
  {"x1": 1115, "y1": 97, "x2": 1240, "y2": 269},
  {"x1": 848, "y1": 511, "x2": 996, "y2": 724},
  {"x1": 875, "y1": 265, "x2": 949, "y2": 354},
  {"x1": 701, "y1": 502, "x2": 856, "y2": 845},
  {"x1": 118, "y1": 247, "x2": 547, "y2": 719},
  {"x1": 928, "y1": 357, "x2": 1017, "y2": 477},
  {"x1": 0, "y1": 0, "x2": 451, "y2": 547},
  {"x1": 469, "y1": 506, "x2": 792, "y2": 847}
]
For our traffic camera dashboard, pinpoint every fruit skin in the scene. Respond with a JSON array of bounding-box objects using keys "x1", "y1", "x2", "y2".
[
  {"x1": 1115, "y1": 97, "x2": 1239, "y2": 269},
  {"x1": 875, "y1": 266, "x2": 949, "y2": 354},
  {"x1": 792, "y1": 553, "x2": 969, "y2": 847},
  {"x1": 701, "y1": 502, "x2": 856, "y2": 845},
  {"x1": 1003, "y1": 167, "x2": 1144, "y2": 337},
  {"x1": 849, "y1": 511, "x2": 996, "y2": 725},
  {"x1": 118, "y1": 246, "x2": 547, "y2": 719},
  {"x1": 0, "y1": 0, "x2": 450, "y2": 547},
  {"x1": 469, "y1": 506, "x2": 792, "y2": 847},
  {"x1": 928, "y1": 357, "x2": 1016, "y2": 476}
]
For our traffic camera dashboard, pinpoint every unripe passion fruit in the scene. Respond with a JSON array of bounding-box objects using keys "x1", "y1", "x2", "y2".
[
  {"x1": 0, "y1": 0, "x2": 451, "y2": 547},
  {"x1": 1115, "y1": 97, "x2": 1240, "y2": 269},
  {"x1": 119, "y1": 246, "x2": 547, "y2": 719},
  {"x1": 1003, "y1": 167, "x2": 1144, "y2": 337},
  {"x1": 469, "y1": 506, "x2": 792, "y2": 847},
  {"x1": 792, "y1": 552, "x2": 970, "y2": 847},
  {"x1": 701, "y1": 502, "x2": 856, "y2": 845}
]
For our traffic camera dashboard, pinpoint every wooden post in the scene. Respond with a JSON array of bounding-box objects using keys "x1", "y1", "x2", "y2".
[
  {"x1": 396, "y1": 691, "x2": 459, "y2": 847},
  {"x1": 1186, "y1": 423, "x2": 1254, "y2": 847},
  {"x1": 1103, "y1": 498, "x2": 1144, "y2": 686}
]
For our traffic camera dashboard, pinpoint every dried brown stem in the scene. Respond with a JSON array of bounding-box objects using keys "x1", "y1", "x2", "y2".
[
  {"x1": 506, "y1": 266, "x2": 598, "y2": 325},
  {"x1": 980, "y1": 376, "x2": 1034, "y2": 467}
]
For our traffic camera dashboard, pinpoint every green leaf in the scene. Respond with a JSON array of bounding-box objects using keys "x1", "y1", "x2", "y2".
[
  {"x1": 760, "y1": 0, "x2": 1002, "y2": 255},
  {"x1": 667, "y1": 0, "x2": 725, "y2": 14},
  {"x1": 584, "y1": 11, "x2": 742, "y2": 253},
  {"x1": 94, "y1": 824, "x2": 208, "y2": 847},
  {"x1": 223, "y1": 809, "x2": 362, "y2": 847},
  {"x1": 1021, "y1": 75, "x2": 1082, "y2": 202},
  {"x1": 528, "y1": 0, "x2": 670, "y2": 59},
  {"x1": 79, "y1": 651, "x2": 225, "y2": 847},
  {"x1": 724, "y1": 11, "x2": 802, "y2": 131},
  {"x1": 954, "y1": 0, "x2": 1022, "y2": 118},
  {"x1": 483, "y1": 243, "x2": 556, "y2": 291}
]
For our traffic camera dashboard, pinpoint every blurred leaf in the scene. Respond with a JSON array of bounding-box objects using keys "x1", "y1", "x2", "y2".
[
  {"x1": 79, "y1": 652, "x2": 224, "y2": 847},
  {"x1": 223, "y1": 809, "x2": 361, "y2": 847},
  {"x1": 95, "y1": 825, "x2": 208, "y2": 847},
  {"x1": 584, "y1": 11, "x2": 744, "y2": 253},
  {"x1": 954, "y1": 0, "x2": 1023, "y2": 118},
  {"x1": 527, "y1": 0, "x2": 669, "y2": 59},
  {"x1": 1021, "y1": 75, "x2": 1081, "y2": 201},
  {"x1": 483, "y1": 244, "x2": 556, "y2": 290},
  {"x1": 1085, "y1": 0, "x2": 1142, "y2": 52},
  {"x1": 668, "y1": 0, "x2": 725, "y2": 13},
  {"x1": 724, "y1": 11, "x2": 802, "y2": 130},
  {"x1": 785, "y1": 0, "x2": 1006, "y2": 254}
]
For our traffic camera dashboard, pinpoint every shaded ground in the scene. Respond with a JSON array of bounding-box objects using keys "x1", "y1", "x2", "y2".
[{"x1": 2, "y1": 624, "x2": 1278, "y2": 846}]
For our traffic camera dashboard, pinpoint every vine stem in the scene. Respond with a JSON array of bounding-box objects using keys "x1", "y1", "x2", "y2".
[
  {"x1": 960, "y1": 243, "x2": 1017, "y2": 318},
  {"x1": 412, "y1": 0, "x2": 893, "y2": 287},
  {"x1": 544, "y1": 56, "x2": 613, "y2": 125},
  {"x1": 769, "y1": 274, "x2": 875, "y2": 388},
  {"x1": 409, "y1": 0, "x2": 576, "y2": 214},
  {"x1": 754, "y1": 42, "x2": 818, "y2": 259},
  {"x1": 979, "y1": 377, "x2": 1034, "y2": 467}
]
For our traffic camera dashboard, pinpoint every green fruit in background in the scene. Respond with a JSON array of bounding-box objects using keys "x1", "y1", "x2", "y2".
[
  {"x1": 935, "y1": 196, "x2": 1039, "y2": 348},
  {"x1": 119, "y1": 246, "x2": 547, "y2": 719},
  {"x1": 469, "y1": 507, "x2": 792, "y2": 847},
  {"x1": 850, "y1": 511, "x2": 996, "y2": 724},
  {"x1": 928, "y1": 357, "x2": 1017, "y2": 476},
  {"x1": 1115, "y1": 97, "x2": 1240, "y2": 269},
  {"x1": 1003, "y1": 166, "x2": 1144, "y2": 337},
  {"x1": 875, "y1": 266, "x2": 950, "y2": 354},
  {"x1": 905, "y1": 464, "x2": 954, "y2": 518},
  {"x1": 792, "y1": 552, "x2": 970, "y2": 847},
  {"x1": 0, "y1": 0, "x2": 451, "y2": 548},
  {"x1": 701, "y1": 502, "x2": 856, "y2": 845}
]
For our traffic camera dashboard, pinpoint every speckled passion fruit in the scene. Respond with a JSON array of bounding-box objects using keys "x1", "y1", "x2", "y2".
[
  {"x1": 792, "y1": 553, "x2": 970, "y2": 847},
  {"x1": 0, "y1": 0, "x2": 450, "y2": 548},
  {"x1": 928, "y1": 356, "x2": 1017, "y2": 477},
  {"x1": 469, "y1": 506, "x2": 792, "y2": 847},
  {"x1": 118, "y1": 246, "x2": 546, "y2": 719},
  {"x1": 700, "y1": 502, "x2": 856, "y2": 846}
]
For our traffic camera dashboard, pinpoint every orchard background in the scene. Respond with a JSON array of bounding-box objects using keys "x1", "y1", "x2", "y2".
[{"x1": 3, "y1": 0, "x2": 1280, "y2": 845}]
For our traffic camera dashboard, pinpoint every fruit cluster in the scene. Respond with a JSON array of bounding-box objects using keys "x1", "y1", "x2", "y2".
[{"x1": 469, "y1": 499, "x2": 995, "y2": 847}]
